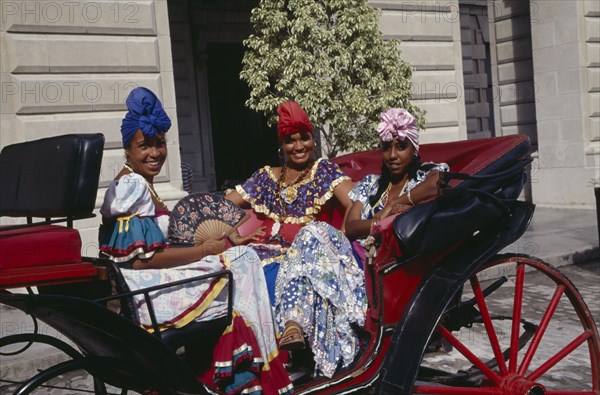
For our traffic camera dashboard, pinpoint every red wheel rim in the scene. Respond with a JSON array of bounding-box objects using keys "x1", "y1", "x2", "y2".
[{"x1": 415, "y1": 255, "x2": 600, "y2": 395}]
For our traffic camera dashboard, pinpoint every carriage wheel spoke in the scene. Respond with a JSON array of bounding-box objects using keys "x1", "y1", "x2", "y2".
[
  {"x1": 471, "y1": 275, "x2": 508, "y2": 376},
  {"x1": 517, "y1": 284, "x2": 565, "y2": 375},
  {"x1": 527, "y1": 329, "x2": 594, "y2": 381},
  {"x1": 437, "y1": 325, "x2": 502, "y2": 385},
  {"x1": 509, "y1": 263, "x2": 525, "y2": 373}
]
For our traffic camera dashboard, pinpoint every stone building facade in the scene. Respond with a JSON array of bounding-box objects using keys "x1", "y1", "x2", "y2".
[{"x1": 1, "y1": 0, "x2": 598, "y2": 252}]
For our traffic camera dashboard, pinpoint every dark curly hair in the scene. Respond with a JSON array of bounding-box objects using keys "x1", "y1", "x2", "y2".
[{"x1": 368, "y1": 155, "x2": 422, "y2": 208}]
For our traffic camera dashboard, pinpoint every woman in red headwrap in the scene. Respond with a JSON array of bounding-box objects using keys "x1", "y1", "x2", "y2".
[{"x1": 226, "y1": 101, "x2": 365, "y2": 378}]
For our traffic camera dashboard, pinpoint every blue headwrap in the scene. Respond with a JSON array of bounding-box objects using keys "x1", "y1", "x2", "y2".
[{"x1": 121, "y1": 87, "x2": 172, "y2": 148}]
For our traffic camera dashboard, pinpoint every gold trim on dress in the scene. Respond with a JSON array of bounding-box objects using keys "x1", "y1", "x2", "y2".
[
  {"x1": 144, "y1": 255, "x2": 229, "y2": 333},
  {"x1": 236, "y1": 160, "x2": 350, "y2": 225}
]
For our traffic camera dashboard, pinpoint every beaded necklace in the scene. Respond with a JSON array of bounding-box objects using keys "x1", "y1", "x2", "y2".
[
  {"x1": 370, "y1": 179, "x2": 409, "y2": 218},
  {"x1": 270, "y1": 161, "x2": 313, "y2": 236},
  {"x1": 123, "y1": 163, "x2": 168, "y2": 211}
]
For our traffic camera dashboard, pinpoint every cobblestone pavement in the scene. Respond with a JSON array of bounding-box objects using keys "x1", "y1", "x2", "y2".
[{"x1": 1, "y1": 260, "x2": 598, "y2": 394}]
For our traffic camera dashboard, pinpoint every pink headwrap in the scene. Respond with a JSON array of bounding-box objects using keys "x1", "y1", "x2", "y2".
[
  {"x1": 277, "y1": 101, "x2": 313, "y2": 141},
  {"x1": 376, "y1": 108, "x2": 419, "y2": 152}
]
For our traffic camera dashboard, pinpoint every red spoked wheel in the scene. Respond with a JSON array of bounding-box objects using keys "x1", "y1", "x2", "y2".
[{"x1": 416, "y1": 254, "x2": 600, "y2": 395}]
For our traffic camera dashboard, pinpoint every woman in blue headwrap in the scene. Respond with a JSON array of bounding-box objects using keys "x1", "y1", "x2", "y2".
[{"x1": 99, "y1": 87, "x2": 293, "y2": 395}]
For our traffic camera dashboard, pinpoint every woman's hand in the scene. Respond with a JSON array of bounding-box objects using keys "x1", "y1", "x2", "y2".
[
  {"x1": 198, "y1": 233, "x2": 227, "y2": 256},
  {"x1": 228, "y1": 227, "x2": 266, "y2": 245},
  {"x1": 371, "y1": 200, "x2": 412, "y2": 229}
]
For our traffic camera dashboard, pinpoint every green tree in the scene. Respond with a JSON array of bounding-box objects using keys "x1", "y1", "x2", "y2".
[{"x1": 241, "y1": 0, "x2": 424, "y2": 157}]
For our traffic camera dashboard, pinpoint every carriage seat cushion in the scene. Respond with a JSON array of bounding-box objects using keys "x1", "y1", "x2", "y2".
[{"x1": 0, "y1": 225, "x2": 82, "y2": 270}]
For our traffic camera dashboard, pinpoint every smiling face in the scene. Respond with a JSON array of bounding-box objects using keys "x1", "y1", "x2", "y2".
[
  {"x1": 381, "y1": 138, "x2": 416, "y2": 180},
  {"x1": 125, "y1": 130, "x2": 167, "y2": 182},
  {"x1": 281, "y1": 131, "x2": 315, "y2": 169}
]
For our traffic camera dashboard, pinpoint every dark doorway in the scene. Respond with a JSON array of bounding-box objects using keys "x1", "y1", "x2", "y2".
[{"x1": 206, "y1": 43, "x2": 279, "y2": 190}]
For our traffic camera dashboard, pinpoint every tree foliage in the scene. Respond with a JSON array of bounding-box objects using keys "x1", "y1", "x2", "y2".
[{"x1": 241, "y1": 0, "x2": 424, "y2": 157}]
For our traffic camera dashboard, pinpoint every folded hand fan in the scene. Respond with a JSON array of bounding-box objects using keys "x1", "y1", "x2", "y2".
[{"x1": 168, "y1": 193, "x2": 248, "y2": 245}]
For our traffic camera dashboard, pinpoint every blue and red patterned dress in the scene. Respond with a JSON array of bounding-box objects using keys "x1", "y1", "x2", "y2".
[
  {"x1": 99, "y1": 172, "x2": 293, "y2": 395},
  {"x1": 235, "y1": 158, "x2": 367, "y2": 378}
]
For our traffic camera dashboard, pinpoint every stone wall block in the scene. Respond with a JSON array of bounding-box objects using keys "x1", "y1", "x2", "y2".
[
  {"x1": 534, "y1": 119, "x2": 561, "y2": 142},
  {"x1": 584, "y1": 0, "x2": 600, "y2": 16},
  {"x1": 11, "y1": 112, "x2": 122, "y2": 149},
  {"x1": 157, "y1": 36, "x2": 173, "y2": 73},
  {"x1": 554, "y1": 17, "x2": 580, "y2": 45},
  {"x1": 398, "y1": 41, "x2": 455, "y2": 69},
  {"x1": 587, "y1": 43, "x2": 600, "y2": 67},
  {"x1": 530, "y1": 21, "x2": 554, "y2": 50},
  {"x1": 497, "y1": 60, "x2": 534, "y2": 84},
  {"x1": 558, "y1": 118, "x2": 585, "y2": 143},
  {"x1": 154, "y1": 0, "x2": 169, "y2": 36},
  {"x1": 2, "y1": 33, "x2": 49, "y2": 73},
  {"x1": 419, "y1": 127, "x2": 460, "y2": 144},
  {"x1": 411, "y1": 70, "x2": 460, "y2": 101},
  {"x1": 496, "y1": 37, "x2": 533, "y2": 63},
  {"x1": 417, "y1": 101, "x2": 460, "y2": 129},
  {"x1": 556, "y1": 68, "x2": 583, "y2": 94},
  {"x1": 126, "y1": 37, "x2": 159, "y2": 72},
  {"x1": 532, "y1": 72, "x2": 557, "y2": 97},
  {"x1": 91, "y1": 76, "x2": 162, "y2": 112},
  {"x1": 588, "y1": 68, "x2": 600, "y2": 93},
  {"x1": 590, "y1": 118, "x2": 600, "y2": 142},
  {"x1": 590, "y1": 92, "x2": 600, "y2": 117},
  {"x1": 537, "y1": 93, "x2": 582, "y2": 121},
  {"x1": 584, "y1": 150, "x2": 599, "y2": 170},
  {"x1": 380, "y1": 12, "x2": 454, "y2": 41},
  {"x1": 1, "y1": 1, "x2": 156, "y2": 35},
  {"x1": 4, "y1": 74, "x2": 161, "y2": 115},
  {"x1": 532, "y1": 167, "x2": 596, "y2": 206},
  {"x1": 500, "y1": 123, "x2": 538, "y2": 144},
  {"x1": 495, "y1": 15, "x2": 531, "y2": 42},
  {"x1": 499, "y1": 80, "x2": 539, "y2": 105},
  {"x1": 538, "y1": 142, "x2": 585, "y2": 168},
  {"x1": 500, "y1": 102, "x2": 537, "y2": 125},
  {"x1": 585, "y1": 17, "x2": 600, "y2": 43},
  {"x1": 532, "y1": 1, "x2": 577, "y2": 23},
  {"x1": 2, "y1": 33, "x2": 160, "y2": 74},
  {"x1": 48, "y1": 35, "x2": 128, "y2": 73},
  {"x1": 531, "y1": 44, "x2": 579, "y2": 73},
  {"x1": 493, "y1": 0, "x2": 531, "y2": 21}
]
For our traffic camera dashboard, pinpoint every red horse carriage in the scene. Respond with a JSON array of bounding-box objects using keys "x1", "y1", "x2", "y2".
[{"x1": 1, "y1": 133, "x2": 598, "y2": 395}]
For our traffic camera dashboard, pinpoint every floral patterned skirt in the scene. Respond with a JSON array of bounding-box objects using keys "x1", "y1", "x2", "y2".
[
  {"x1": 274, "y1": 222, "x2": 367, "y2": 378},
  {"x1": 123, "y1": 246, "x2": 293, "y2": 394}
]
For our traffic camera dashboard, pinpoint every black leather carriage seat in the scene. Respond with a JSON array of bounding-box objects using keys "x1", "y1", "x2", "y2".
[{"x1": 0, "y1": 133, "x2": 105, "y2": 289}]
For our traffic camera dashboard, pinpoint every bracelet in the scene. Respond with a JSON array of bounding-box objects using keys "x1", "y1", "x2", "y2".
[{"x1": 407, "y1": 189, "x2": 414, "y2": 206}]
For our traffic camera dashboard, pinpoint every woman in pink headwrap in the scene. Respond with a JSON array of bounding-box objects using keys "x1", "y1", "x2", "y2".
[
  {"x1": 226, "y1": 101, "x2": 366, "y2": 378},
  {"x1": 345, "y1": 108, "x2": 449, "y2": 247}
]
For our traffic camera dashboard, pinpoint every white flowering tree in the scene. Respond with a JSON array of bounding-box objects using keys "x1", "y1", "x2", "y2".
[{"x1": 240, "y1": 0, "x2": 424, "y2": 157}]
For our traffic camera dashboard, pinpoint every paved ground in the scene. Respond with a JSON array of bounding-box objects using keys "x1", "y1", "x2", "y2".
[{"x1": 1, "y1": 206, "x2": 598, "y2": 394}]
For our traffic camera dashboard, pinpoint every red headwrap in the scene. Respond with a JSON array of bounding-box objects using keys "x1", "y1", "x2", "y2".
[{"x1": 277, "y1": 101, "x2": 313, "y2": 140}]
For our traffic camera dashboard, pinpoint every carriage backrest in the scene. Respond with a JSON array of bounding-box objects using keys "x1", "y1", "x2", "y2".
[
  {"x1": 0, "y1": 133, "x2": 105, "y2": 220},
  {"x1": 333, "y1": 134, "x2": 530, "y2": 184},
  {"x1": 330, "y1": 134, "x2": 531, "y2": 228}
]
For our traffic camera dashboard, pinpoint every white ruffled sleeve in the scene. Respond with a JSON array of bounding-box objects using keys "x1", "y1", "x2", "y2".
[{"x1": 100, "y1": 173, "x2": 155, "y2": 218}]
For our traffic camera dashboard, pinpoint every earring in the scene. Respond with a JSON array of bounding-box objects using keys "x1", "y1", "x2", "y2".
[
  {"x1": 278, "y1": 147, "x2": 284, "y2": 159},
  {"x1": 124, "y1": 150, "x2": 132, "y2": 168}
]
